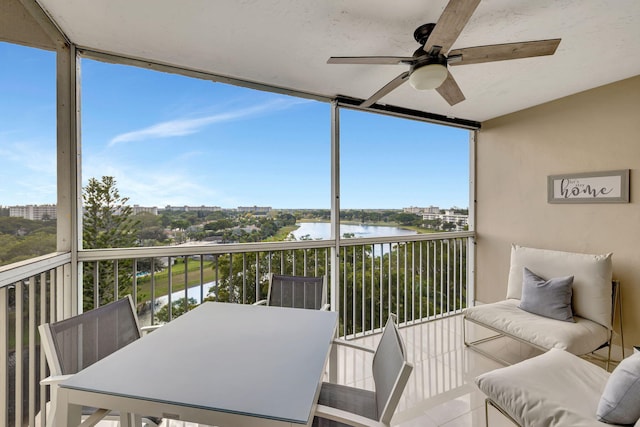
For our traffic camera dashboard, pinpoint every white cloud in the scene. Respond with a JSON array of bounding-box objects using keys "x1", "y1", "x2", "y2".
[
  {"x1": 108, "y1": 98, "x2": 309, "y2": 146},
  {"x1": 0, "y1": 140, "x2": 56, "y2": 175},
  {"x1": 81, "y1": 161, "x2": 223, "y2": 207}
]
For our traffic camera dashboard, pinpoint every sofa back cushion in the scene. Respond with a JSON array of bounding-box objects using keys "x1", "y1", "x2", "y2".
[{"x1": 506, "y1": 244, "x2": 612, "y2": 328}]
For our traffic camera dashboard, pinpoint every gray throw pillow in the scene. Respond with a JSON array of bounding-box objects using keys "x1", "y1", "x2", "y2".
[
  {"x1": 518, "y1": 267, "x2": 574, "y2": 322},
  {"x1": 597, "y1": 352, "x2": 640, "y2": 424}
]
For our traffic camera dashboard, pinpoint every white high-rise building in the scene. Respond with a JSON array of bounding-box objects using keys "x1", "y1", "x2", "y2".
[{"x1": 9, "y1": 204, "x2": 57, "y2": 220}]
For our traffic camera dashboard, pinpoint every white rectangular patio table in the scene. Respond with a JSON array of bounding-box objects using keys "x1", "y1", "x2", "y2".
[{"x1": 54, "y1": 301, "x2": 339, "y2": 427}]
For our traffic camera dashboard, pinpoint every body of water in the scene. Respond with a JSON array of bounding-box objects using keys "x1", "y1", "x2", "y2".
[
  {"x1": 138, "y1": 282, "x2": 215, "y2": 324},
  {"x1": 290, "y1": 222, "x2": 417, "y2": 240},
  {"x1": 155, "y1": 283, "x2": 214, "y2": 306}
]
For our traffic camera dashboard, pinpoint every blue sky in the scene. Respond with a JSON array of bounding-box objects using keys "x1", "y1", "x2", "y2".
[{"x1": 1, "y1": 42, "x2": 470, "y2": 210}]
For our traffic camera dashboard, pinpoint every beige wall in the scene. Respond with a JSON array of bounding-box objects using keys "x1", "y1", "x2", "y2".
[{"x1": 475, "y1": 75, "x2": 640, "y2": 347}]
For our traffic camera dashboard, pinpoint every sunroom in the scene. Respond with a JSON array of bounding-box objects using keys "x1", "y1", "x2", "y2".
[{"x1": 1, "y1": 0, "x2": 639, "y2": 426}]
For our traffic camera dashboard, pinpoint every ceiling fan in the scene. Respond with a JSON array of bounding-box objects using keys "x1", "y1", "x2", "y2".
[{"x1": 327, "y1": 0, "x2": 561, "y2": 107}]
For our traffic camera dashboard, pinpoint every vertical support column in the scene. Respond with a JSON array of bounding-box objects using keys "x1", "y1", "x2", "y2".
[
  {"x1": 329, "y1": 101, "x2": 340, "y2": 382},
  {"x1": 56, "y1": 43, "x2": 81, "y2": 318},
  {"x1": 330, "y1": 101, "x2": 341, "y2": 312},
  {"x1": 0, "y1": 286, "x2": 7, "y2": 427},
  {"x1": 467, "y1": 130, "x2": 477, "y2": 308}
]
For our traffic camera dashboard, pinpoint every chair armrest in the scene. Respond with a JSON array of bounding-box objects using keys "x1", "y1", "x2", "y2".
[
  {"x1": 321, "y1": 303, "x2": 331, "y2": 311},
  {"x1": 253, "y1": 300, "x2": 267, "y2": 306},
  {"x1": 332, "y1": 338, "x2": 375, "y2": 353},
  {"x1": 315, "y1": 404, "x2": 384, "y2": 427},
  {"x1": 40, "y1": 374, "x2": 73, "y2": 386},
  {"x1": 140, "y1": 324, "x2": 163, "y2": 334}
]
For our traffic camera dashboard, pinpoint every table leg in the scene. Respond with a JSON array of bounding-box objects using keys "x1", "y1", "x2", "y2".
[
  {"x1": 119, "y1": 412, "x2": 131, "y2": 427},
  {"x1": 54, "y1": 388, "x2": 81, "y2": 427},
  {"x1": 118, "y1": 412, "x2": 143, "y2": 427},
  {"x1": 328, "y1": 341, "x2": 338, "y2": 383}
]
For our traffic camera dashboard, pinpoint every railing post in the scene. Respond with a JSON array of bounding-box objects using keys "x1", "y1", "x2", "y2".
[{"x1": 0, "y1": 286, "x2": 7, "y2": 426}]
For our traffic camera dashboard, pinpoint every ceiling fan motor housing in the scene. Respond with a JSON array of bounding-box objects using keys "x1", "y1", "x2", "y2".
[{"x1": 413, "y1": 23, "x2": 436, "y2": 45}]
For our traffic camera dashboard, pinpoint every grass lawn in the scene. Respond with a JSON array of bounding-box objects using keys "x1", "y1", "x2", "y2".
[
  {"x1": 263, "y1": 225, "x2": 299, "y2": 242},
  {"x1": 135, "y1": 258, "x2": 217, "y2": 300}
]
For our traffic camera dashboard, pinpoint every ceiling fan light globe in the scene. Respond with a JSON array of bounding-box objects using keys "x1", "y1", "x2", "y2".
[{"x1": 409, "y1": 63, "x2": 448, "y2": 90}]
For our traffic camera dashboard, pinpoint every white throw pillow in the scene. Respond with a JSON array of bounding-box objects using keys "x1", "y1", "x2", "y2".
[{"x1": 596, "y1": 352, "x2": 640, "y2": 425}]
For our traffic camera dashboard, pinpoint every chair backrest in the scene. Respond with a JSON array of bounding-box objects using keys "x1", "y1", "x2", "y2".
[
  {"x1": 39, "y1": 295, "x2": 141, "y2": 376},
  {"x1": 506, "y1": 244, "x2": 613, "y2": 328},
  {"x1": 372, "y1": 314, "x2": 413, "y2": 425},
  {"x1": 267, "y1": 273, "x2": 328, "y2": 310}
]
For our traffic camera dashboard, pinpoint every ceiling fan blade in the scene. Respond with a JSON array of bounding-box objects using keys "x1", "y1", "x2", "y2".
[
  {"x1": 436, "y1": 71, "x2": 465, "y2": 106},
  {"x1": 424, "y1": 0, "x2": 481, "y2": 54},
  {"x1": 448, "y1": 39, "x2": 561, "y2": 66},
  {"x1": 361, "y1": 71, "x2": 410, "y2": 108},
  {"x1": 328, "y1": 56, "x2": 415, "y2": 65}
]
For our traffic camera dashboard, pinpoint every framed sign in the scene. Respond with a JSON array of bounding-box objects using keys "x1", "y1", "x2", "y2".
[{"x1": 547, "y1": 169, "x2": 630, "y2": 204}]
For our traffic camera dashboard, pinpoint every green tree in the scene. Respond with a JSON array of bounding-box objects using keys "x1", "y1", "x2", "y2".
[
  {"x1": 170, "y1": 219, "x2": 191, "y2": 230},
  {"x1": 204, "y1": 219, "x2": 234, "y2": 231},
  {"x1": 394, "y1": 212, "x2": 421, "y2": 226},
  {"x1": 0, "y1": 217, "x2": 57, "y2": 266},
  {"x1": 155, "y1": 297, "x2": 198, "y2": 323},
  {"x1": 82, "y1": 176, "x2": 140, "y2": 309}
]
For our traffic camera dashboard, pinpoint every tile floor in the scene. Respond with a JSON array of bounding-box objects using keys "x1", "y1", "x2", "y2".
[
  {"x1": 162, "y1": 314, "x2": 534, "y2": 427},
  {"x1": 331, "y1": 315, "x2": 527, "y2": 427}
]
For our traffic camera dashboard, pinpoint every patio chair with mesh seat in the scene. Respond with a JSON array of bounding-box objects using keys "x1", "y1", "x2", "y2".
[
  {"x1": 38, "y1": 295, "x2": 161, "y2": 427},
  {"x1": 254, "y1": 273, "x2": 330, "y2": 310},
  {"x1": 313, "y1": 314, "x2": 413, "y2": 427}
]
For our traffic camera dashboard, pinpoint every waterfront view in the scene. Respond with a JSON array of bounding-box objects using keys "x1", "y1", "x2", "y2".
[
  {"x1": 136, "y1": 217, "x2": 468, "y2": 327},
  {"x1": 144, "y1": 221, "x2": 419, "y2": 311}
]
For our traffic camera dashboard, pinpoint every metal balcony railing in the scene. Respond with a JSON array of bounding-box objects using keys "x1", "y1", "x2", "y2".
[
  {"x1": 0, "y1": 252, "x2": 71, "y2": 427},
  {"x1": 0, "y1": 231, "x2": 473, "y2": 426}
]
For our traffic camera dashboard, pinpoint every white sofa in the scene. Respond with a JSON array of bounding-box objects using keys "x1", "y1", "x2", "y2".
[
  {"x1": 464, "y1": 244, "x2": 617, "y2": 365},
  {"x1": 475, "y1": 348, "x2": 640, "y2": 427}
]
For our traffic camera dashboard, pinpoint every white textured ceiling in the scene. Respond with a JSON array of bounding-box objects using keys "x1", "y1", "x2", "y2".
[{"x1": 36, "y1": 0, "x2": 640, "y2": 123}]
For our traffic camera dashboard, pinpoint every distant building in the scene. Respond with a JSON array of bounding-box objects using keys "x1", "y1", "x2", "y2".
[
  {"x1": 237, "y1": 206, "x2": 272, "y2": 215},
  {"x1": 132, "y1": 205, "x2": 158, "y2": 215},
  {"x1": 162, "y1": 205, "x2": 221, "y2": 212},
  {"x1": 423, "y1": 209, "x2": 468, "y2": 230},
  {"x1": 9, "y1": 204, "x2": 57, "y2": 220},
  {"x1": 403, "y1": 205, "x2": 441, "y2": 215},
  {"x1": 186, "y1": 205, "x2": 221, "y2": 212}
]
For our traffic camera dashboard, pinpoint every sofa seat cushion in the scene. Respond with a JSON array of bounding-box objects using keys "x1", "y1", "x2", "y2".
[
  {"x1": 465, "y1": 299, "x2": 608, "y2": 355},
  {"x1": 475, "y1": 348, "x2": 613, "y2": 427}
]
